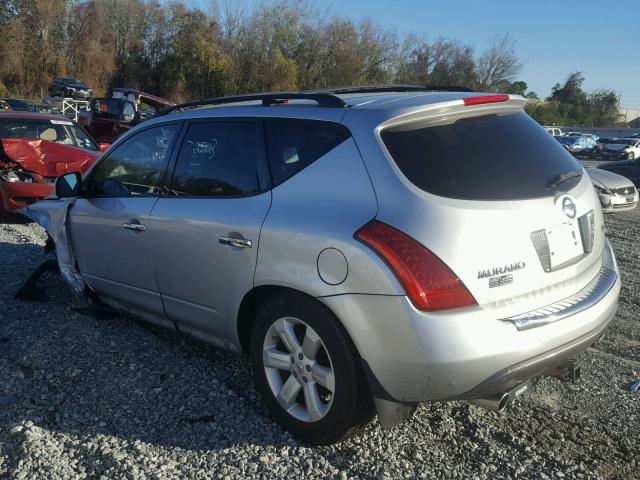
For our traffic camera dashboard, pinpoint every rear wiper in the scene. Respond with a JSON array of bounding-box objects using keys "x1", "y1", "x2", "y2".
[{"x1": 545, "y1": 170, "x2": 582, "y2": 190}]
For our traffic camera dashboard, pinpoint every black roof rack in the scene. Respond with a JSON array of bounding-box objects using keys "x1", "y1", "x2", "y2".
[
  {"x1": 156, "y1": 85, "x2": 475, "y2": 116},
  {"x1": 311, "y1": 84, "x2": 474, "y2": 94},
  {"x1": 156, "y1": 92, "x2": 347, "y2": 116}
]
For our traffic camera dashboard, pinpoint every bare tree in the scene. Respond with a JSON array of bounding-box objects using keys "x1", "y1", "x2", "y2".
[{"x1": 476, "y1": 33, "x2": 522, "y2": 91}]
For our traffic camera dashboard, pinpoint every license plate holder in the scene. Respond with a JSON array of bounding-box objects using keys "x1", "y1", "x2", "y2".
[{"x1": 546, "y1": 220, "x2": 584, "y2": 269}]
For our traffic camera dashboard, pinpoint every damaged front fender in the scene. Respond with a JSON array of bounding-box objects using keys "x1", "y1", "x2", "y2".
[{"x1": 23, "y1": 198, "x2": 85, "y2": 294}]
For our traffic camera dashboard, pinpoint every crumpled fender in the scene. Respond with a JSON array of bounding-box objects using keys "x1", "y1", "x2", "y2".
[
  {"x1": 22, "y1": 198, "x2": 85, "y2": 294},
  {"x1": 1, "y1": 139, "x2": 99, "y2": 177}
]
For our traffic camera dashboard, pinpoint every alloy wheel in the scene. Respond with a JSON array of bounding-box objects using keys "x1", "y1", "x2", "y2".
[{"x1": 262, "y1": 317, "x2": 335, "y2": 422}]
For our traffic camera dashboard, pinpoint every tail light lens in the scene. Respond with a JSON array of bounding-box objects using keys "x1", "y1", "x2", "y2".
[{"x1": 355, "y1": 220, "x2": 477, "y2": 311}]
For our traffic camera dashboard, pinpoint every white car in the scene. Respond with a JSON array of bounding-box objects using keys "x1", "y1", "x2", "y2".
[
  {"x1": 544, "y1": 126, "x2": 563, "y2": 136},
  {"x1": 587, "y1": 168, "x2": 638, "y2": 212},
  {"x1": 602, "y1": 138, "x2": 640, "y2": 161}
]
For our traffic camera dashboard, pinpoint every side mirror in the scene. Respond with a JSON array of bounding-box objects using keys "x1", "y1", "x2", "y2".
[
  {"x1": 55, "y1": 172, "x2": 82, "y2": 198},
  {"x1": 122, "y1": 112, "x2": 134, "y2": 123},
  {"x1": 99, "y1": 143, "x2": 110, "y2": 152}
]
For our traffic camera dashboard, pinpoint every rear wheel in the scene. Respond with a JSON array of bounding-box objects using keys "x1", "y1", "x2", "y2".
[{"x1": 250, "y1": 292, "x2": 373, "y2": 445}]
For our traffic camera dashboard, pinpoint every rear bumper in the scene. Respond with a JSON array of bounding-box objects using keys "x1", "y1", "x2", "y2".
[
  {"x1": 0, "y1": 180, "x2": 52, "y2": 213},
  {"x1": 321, "y1": 239, "x2": 620, "y2": 403}
]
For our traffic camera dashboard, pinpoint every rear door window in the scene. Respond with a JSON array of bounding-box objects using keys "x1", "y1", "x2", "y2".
[
  {"x1": 264, "y1": 118, "x2": 351, "y2": 186},
  {"x1": 169, "y1": 120, "x2": 268, "y2": 197},
  {"x1": 380, "y1": 112, "x2": 582, "y2": 200}
]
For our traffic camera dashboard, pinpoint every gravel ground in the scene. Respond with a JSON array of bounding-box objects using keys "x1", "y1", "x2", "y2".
[{"x1": 0, "y1": 209, "x2": 639, "y2": 480}]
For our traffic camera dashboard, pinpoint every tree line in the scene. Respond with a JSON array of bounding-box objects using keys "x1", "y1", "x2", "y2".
[
  {"x1": 0, "y1": 0, "x2": 524, "y2": 100},
  {"x1": 0, "y1": 1, "x2": 621, "y2": 127},
  {"x1": 525, "y1": 72, "x2": 621, "y2": 127}
]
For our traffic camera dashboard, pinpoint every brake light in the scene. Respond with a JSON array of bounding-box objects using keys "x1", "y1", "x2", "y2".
[
  {"x1": 463, "y1": 95, "x2": 509, "y2": 106},
  {"x1": 355, "y1": 220, "x2": 477, "y2": 311}
]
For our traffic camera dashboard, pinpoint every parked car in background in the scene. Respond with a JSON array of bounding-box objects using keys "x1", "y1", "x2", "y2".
[
  {"x1": 598, "y1": 156, "x2": 640, "y2": 186},
  {"x1": 596, "y1": 137, "x2": 619, "y2": 155},
  {"x1": 48, "y1": 77, "x2": 93, "y2": 100},
  {"x1": 544, "y1": 126, "x2": 563, "y2": 136},
  {"x1": 586, "y1": 168, "x2": 638, "y2": 212},
  {"x1": 27, "y1": 89, "x2": 619, "y2": 445},
  {"x1": 26, "y1": 103, "x2": 63, "y2": 115},
  {"x1": 0, "y1": 98, "x2": 31, "y2": 111},
  {"x1": 79, "y1": 88, "x2": 174, "y2": 143},
  {"x1": 0, "y1": 100, "x2": 11, "y2": 111},
  {"x1": 555, "y1": 135, "x2": 597, "y2": 157},
  {"x1": 0, "y1": 112, "x2": 105, "y2": 213},
  {"x1": 567, "y1": 132, "x2": 599, "y2": 141},
  {"x1": 601, "y1": 138, "x2": 640, "y2": 161}
]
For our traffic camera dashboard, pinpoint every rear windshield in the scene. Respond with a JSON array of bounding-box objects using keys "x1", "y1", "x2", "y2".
[{"x1": 380, "y1": 112, "x2": 582, "y2": 200}]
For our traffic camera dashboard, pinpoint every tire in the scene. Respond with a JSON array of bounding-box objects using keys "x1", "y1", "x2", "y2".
[{"x1": 250, "y1": 292, "x2": 374, "y2": 445}]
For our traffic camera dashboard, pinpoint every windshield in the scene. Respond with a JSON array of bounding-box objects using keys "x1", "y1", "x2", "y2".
[
  {"x1": 381, "y1": 111, "x2": 582, "y2": 200},
  {"x1": 0, "y1": 118, "x2": 98, "y2": 151}
]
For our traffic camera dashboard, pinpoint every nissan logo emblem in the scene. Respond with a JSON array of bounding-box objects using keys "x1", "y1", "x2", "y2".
[{"x1": 561, "y1": 196, "x2": 577, "y2": 219}]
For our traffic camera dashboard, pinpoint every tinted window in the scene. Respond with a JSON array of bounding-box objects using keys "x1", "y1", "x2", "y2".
[
  {"x1": 93, "y1": 99, "x2": 121, "y2": 118},
  {"x1": 265, "y1": 119, "x2": 351, "y2": 186},
  {"x1": 381, "y1": 112, "x2": 582, "y2": 200},
  {"x1": 170, "y1": 121, "x2": 266, "y2": 197},
  {"x1": 90, "y1": 124, "x2": 178, "y2": 196}
]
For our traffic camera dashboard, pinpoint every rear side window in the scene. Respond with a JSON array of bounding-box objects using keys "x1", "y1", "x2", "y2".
[
  {"x1": 170, "y1": 120, "x2": 267, "y2": 197},
  {"x1": 381, "y1": 112, "x2": 583, "y2": 200},
  {"x1": 265, "y1": 119, "x2": 351, "y2": 186}
]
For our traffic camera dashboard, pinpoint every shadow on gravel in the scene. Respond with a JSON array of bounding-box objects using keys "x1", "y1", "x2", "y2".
[{"x1": 0, "y1": 212, "x2": 32, "y2": 225}]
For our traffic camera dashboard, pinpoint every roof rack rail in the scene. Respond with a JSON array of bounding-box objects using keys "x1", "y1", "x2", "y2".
[
  {"x1": 156, "y1": 92, "x2": 347, "y2": 116},
  {"x1": 311, "y1": 84, "x2": 474, "y2": 94}
]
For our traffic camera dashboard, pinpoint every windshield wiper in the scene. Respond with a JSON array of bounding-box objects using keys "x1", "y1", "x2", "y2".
[{"x1": 545, "y1": 170, "x2": 582, "y2": 190}]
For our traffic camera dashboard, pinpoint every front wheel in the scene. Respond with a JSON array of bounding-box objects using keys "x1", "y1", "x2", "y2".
[{"x1": 250, "y1": 293, "x2": 374, "y2": 445}]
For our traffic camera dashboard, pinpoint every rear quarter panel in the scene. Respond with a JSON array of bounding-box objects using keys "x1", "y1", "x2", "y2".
[{"x1": 254, "y1": 138, "x2": 403, "y2": 297}]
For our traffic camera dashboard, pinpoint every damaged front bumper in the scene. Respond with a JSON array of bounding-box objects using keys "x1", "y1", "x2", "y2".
[
  {"x1": 0, "y1": 177, "x2": 53, "y2": 213},
  {"x1": 22, "y1": 198, "x2": 85, "y2": 294}
]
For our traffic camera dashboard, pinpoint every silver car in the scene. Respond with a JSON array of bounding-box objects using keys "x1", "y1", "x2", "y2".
[
  {"x1": 26, "y1": 88, "x2": 621, "y2": 445},
  {"x1": 587, "y1": 168, "x2": 638, "y2": 212}
]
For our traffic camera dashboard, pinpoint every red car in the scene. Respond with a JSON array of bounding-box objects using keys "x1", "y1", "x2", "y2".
[{"x1": 0, "y1": 112, "x2": 106, "y2": 213}]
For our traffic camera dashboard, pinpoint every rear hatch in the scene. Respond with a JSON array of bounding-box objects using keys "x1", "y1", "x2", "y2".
[{"x1": 376, "y1": 103, "x2": 604, "y2": 314}]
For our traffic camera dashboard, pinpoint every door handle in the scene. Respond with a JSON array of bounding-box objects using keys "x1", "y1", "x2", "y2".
[
  {"x1": 123, "y1": 222, "x2": 146, "y2": 232},
  {"x1": 219, "y1": 236, "x2": 252, "y2": 248}
]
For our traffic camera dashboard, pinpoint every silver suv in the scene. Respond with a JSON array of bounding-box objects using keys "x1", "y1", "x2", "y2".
[{"x1": 28, "y1": 86, "x2": 620, "y2": 445}]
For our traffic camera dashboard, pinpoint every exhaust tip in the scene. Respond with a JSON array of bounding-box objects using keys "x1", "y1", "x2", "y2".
[
  {"x1": 469, "y1": 392, "x2": 510, "y2": 412},
  {"x1": 497, "y1": 392, "x2": 510, "y2": 412}
]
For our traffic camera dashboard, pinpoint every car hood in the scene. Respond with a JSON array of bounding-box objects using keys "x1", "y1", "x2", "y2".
[
  {"x1": 587, "y1": 168, "x2": 634, "y2": 189},
  {"x1": 0, "y1": 139, "x2": 99, "y2": 177}
]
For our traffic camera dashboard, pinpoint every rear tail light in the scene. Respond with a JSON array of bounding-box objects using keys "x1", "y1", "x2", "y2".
[
  {"x1": 355, "y1": 220, "x2": 477, "y2": 311},
  {"x1": 463, "y1": 95, "x2": 509, "y2": 106}
]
